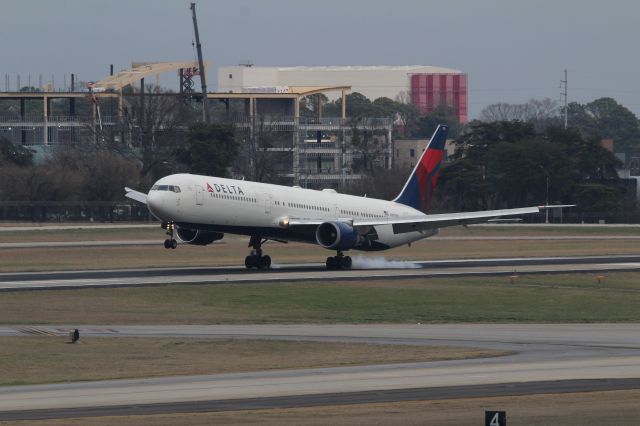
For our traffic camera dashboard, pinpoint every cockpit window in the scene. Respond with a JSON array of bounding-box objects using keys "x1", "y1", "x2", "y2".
[{"x1": 151, "y1": 184, "x2": 180, "y2": 192}]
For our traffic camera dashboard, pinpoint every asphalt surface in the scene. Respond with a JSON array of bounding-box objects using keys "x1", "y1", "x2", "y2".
[
  {"x1": 2, "y1": 323, "x2": 640, "y2": 419},
  {"x1": 3, "y1": 379, "x2": 640, "y2": 421},
  {"x1": 2, "y1": 250, "x2": 640, "y2": 419},
  {"x1": 1, "y1": 255, "x2": 640, "y2": 291}
]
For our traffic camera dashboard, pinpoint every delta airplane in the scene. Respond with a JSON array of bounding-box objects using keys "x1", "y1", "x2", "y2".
[{"x1": 125, "y1": 125, "x2": 564, "y2": 270}]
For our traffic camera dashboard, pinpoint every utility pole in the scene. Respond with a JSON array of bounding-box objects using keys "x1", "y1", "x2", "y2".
[
  {"x1": 545, "y1": 175, "x2": 550, "y2": 224},
  {"x1": 560, "y1": 69, "x2": 568, "y2": 129},
  {"x1": 190, "y1": 2, "x2": 210, "y2": 123}
]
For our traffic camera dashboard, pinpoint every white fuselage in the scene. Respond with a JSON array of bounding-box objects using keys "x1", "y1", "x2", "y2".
[{"x1": 147, "y1": 173, "x2": 436, "y2": 251}]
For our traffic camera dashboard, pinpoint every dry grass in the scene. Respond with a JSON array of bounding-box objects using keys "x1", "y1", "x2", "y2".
[
  {"x1": 2, "y1": 235, "x2": 640, "y2": 272},
  {"x1": 5, "y1": 390, "x2": 640, "y2": 425},
  {"x1": 0, "y1": 337, "x2": 504, "y2": 386},
  {"x1": 0, "y1": 226, "x2": 159, "y2": 243},
  {"x1": 1, "y1": 223, "x2": 639, "y2": 244}
]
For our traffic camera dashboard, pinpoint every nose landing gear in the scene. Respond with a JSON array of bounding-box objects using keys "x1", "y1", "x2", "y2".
[
  {"x1": 162, "y1": 222, "x2": 177, "y2": 249},
  {"x1": 245, "y1": 236, "x2": 271, "y2": 269},
  {"x1": 326, "y1": 251, "x2": 352, "y2": 270}
]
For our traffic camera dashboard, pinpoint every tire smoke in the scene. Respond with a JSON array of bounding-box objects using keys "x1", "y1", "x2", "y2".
[{"x1": 350, "y1": 255, "x2": 421, "y2": 269}]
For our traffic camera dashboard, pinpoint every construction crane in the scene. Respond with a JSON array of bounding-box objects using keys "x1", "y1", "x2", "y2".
[{"x1": 190, "y1": 2, "x2": 210, "y2": 123}]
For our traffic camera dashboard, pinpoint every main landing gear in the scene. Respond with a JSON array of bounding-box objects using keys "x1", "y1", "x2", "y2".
[
  {"x1": 162, "y1": 222, "x2": 177, "y2": 249},
  {"x1": 245, "y1": 236, "x2": 271, "y2": 269},
  {"x1": 326, "y1": 251, "x2": 352, "y2": 270}
]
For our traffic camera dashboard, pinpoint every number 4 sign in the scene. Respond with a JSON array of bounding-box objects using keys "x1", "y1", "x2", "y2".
[{"x1": 485, "y1": 410, "x2": 506, "y2": 426}]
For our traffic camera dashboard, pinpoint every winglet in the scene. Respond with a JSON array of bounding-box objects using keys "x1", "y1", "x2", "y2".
[
  {"x1": 393, "y1": 124, "x2": 448, "y2": 213},
  {"x1": 124, "y1": 187, "x2": 148, "y2": 204}
]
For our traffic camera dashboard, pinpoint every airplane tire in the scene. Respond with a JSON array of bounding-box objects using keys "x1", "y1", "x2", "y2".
[
  {"x1": 256, "y1": 255, "x2": 271, "y2": 270},
  {"x1": 342, "y1": 256, "x2": 352, "y2": 269},
  {"x1": 326, "y1": 257, "x2": 337, "y2": 270},
  {"x1": 171, "y1": 239, "x2": 177, "y2": 249},
  {"x1": 163, "y1": 239, "x2": 171, "y2": 249},
  {"x1": 245, "y1": 255, "x2": 256, "y2": 269}
]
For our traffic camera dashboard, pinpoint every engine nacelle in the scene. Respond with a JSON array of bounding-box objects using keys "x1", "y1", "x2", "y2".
[
  {"x1": 315, "y1": 221, "x2": 363, "y2": 251},
  {"x1": 176, "y1": 227, "x2": 224, "y2": 246}
]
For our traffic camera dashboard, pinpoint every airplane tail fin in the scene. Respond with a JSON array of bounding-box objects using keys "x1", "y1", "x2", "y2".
[{"x1": 393, "y1": 124, "x2": 448, "y2": 213}]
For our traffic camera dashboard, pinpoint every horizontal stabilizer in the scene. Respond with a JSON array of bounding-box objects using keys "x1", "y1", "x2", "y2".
[
  {"x1": 124, "y1": 187, "x2": 147, "y2": 204},
  {"x1": 539, "y1": 204, "x2": 576, "y2": 209}
]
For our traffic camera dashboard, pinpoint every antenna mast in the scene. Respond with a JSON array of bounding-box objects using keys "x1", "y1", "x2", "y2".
[{"x1": 190, "y1": 2, "x2": 210, "y2": 123}]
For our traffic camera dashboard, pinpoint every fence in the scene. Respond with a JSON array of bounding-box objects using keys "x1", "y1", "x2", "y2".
[{"x1": 0, "y1": 202, "x2": 152, "y2": 223}]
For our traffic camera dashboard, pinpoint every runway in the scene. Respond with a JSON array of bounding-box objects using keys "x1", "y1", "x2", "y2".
[
  {"x1": 1, "y1": 255, "x2": 640, "y2": 291},
  {"x1": 2, "y1": 324, "x2": 640, "y2": 419}
]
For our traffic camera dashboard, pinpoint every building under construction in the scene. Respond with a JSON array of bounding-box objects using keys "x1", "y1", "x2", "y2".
[{"x1": 0, "y1": 62, "x2": 393, "y2": 189}]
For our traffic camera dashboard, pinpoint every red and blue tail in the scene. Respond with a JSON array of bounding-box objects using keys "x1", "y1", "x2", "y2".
[{"x1": 393, "y1": 125, "x2": 448, "y2": 213}]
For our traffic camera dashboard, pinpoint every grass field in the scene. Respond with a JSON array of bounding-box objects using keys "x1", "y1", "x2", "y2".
[
  {"x1": 3, "y1": 273, "x2": 640, "y2": 325},
  {"x1": 0, "y1": 337, "x2": 504, "y2": 386}
]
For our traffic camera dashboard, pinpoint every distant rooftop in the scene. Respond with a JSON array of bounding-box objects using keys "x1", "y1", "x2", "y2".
[{"x1": 234, "y1": 65, "x2": 463, "y2": 74}]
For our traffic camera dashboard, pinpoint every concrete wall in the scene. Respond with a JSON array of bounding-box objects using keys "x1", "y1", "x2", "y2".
[{"x1": 218, "y1": 65, "x2": 463, "y2": 102}]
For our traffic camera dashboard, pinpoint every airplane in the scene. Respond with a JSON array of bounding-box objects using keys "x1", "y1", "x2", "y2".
[{"x1": 125, "y1": 125, "x2": 568, "y2": 270}]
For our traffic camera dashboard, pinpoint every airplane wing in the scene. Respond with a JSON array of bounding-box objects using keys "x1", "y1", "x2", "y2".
[
  {"x1": 288, "y1": 205, "x2": 572, "y2": 235},
  {"x1": 124, "y1": 187, "x2": 148, "y2": 204},
  {"x1": 384, "y1": 207, "x2": 542, "y2": 234}
]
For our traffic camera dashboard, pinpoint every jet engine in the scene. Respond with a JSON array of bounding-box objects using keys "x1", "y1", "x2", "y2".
[
  {"x1": 315, "y1": 221, "x2": 363, "y2": 251},
  {"x1": 176, "y1": 227, "x2": 224, "y2": 245}
]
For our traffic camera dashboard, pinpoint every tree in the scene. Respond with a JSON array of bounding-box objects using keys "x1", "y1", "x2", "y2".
[
  {"x1": 93, "y1": 86, "x2": 198, "y2": 181},
  {"x1": 347, "y1": 118, "x2": 389, "y2": 175},
  {"x1": 479, "y1": 98, "x2": 561, "y2": 130},
  {"x1": 0, "y1": 137, "x2": 34, "y2": 166},
  {"x1": 392, "y1": 102, "x2": 422, "y2": 139},
  {"x1": 342, "y1": 166, "x2": 406, "y2": 200},
  {"x1": 299, "y1": 94, "x2": 329, "y2": 118},
  {"x1": 415, "y1": 104, "x2": 461, "y2": 139},
  {"x1": 573, "y1": 183, "x2": 624, "y2": 212},
  {"x1": 437, "y1": 121, "x2": 624, "y2": 213},
  {"x1": 323, "y1": 92, "x2": 380, "y2": 118},
  {"x1": 175, "y1": 123, "x2": 237, "y2": 178},
  {"x1": 436, "y1": 159, "x2": 491, "y2": 211},
  {"x1": 0, "y1": 160, "x2": 82, "y2": 203},
  {"x1": 566, "y1": 97, "x2": 640, "y2": 154},
  {"x1": 231, "y1": 116, "x2": 293, "y2": 184}
]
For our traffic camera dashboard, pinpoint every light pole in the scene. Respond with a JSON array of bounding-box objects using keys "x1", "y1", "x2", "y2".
[
  {"x1": 545, "y1": 175, "x2": 550, "y2": 224},
  {"x1": 538, "y1": 164, "x2": 550, "y2": 224}
]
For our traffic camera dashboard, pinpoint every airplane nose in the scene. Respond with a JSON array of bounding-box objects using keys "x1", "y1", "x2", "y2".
[{"x1": 147, "y1": 191, "x2": 169, "y2": 220}]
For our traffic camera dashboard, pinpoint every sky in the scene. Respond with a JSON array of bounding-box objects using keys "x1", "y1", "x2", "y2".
[{"x1": 1, "y1": 0, "x2": 638, "y2": 119}]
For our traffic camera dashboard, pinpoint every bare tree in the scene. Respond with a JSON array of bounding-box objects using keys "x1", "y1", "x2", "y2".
[
  {"x1": 90, "y1": 87, "x2": 199, "y2": 180},
  {"x1": 479, "y1": 98, "x2": 561, "y2": 130},
  {"x1": 233, "y1": 115, "x2": 293, "y2": 184},
  {"x1": 348, "y1": 117, "x2": 389, "y2": 176}
]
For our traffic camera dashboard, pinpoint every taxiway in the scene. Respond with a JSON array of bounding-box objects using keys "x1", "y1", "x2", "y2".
[{"x1": 1, "y1": 323, "x2": 640, "y2": 419}]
